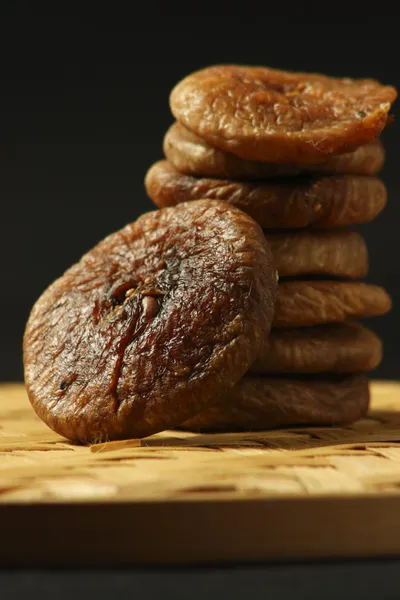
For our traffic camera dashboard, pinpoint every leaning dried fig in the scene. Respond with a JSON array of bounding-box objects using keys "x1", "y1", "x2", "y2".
[{"x1": 24, "y1": 200, "x2": 277, "y2": 443}]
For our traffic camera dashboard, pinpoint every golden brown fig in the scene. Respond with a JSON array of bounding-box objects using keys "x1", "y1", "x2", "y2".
[
  {"x1": 164, "y1": 122, "x2": 386, "y2": 179},
  {"x1": 265, "y1": 230, "x2": 368, "y2": 279},
  {"x1": 170, "y1": 65, "x2": 396, "y2": 163},
  {"x1": 274, "y1": 281, "x2": 391, "y2": 327},
  {"x1": 182, "y1": 374, "x2": 369, "y2": 432},
  {"x1": 24, "y1": 200, "x2": 277, "y2": 443},
  {"x1": 251, "y1": 322, "x2": 382, "y2": 374},
  {"x1": 145, "y1": 161, "x2": 387, "y2": 229}
]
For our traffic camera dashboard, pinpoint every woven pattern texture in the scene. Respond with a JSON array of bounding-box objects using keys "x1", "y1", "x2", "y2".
[{"x1": 1, "y1": 382, "x2": 400, "y2": 502}]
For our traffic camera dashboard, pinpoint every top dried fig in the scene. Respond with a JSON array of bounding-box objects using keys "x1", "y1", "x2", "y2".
[
  {"x1": 170, "y1": 65, "x2": 397, "y2": 163},
  {"x1": 24, "y1": 200, "x2": 276, "y2": 444}
]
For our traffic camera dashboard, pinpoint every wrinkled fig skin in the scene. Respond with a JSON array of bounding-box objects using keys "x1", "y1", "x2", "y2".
[
  {"x1": 164, "y1": 122, "x2": 386, "y2": 179},
  {"x1": 265, "y1": 230, "x2": 368, "y2": 279},
  {"x1": 24, "y1": 200, "x2": 277, "y2": 444},
  {"x1": 274, "y1": 281, "x2": 391, "y2": 327},
  {"x1": 251, "y1": 322, "x2": 382, "y2": 375},
  {"x1": 145, "y1": 161, "x2": 387, "y2": 229},
  {"x1": 170, "y1": 65, "x2": 396, "y2": 163},
  {"x1": 181, "y1": 374, "x2": 370, "y2": 432}
]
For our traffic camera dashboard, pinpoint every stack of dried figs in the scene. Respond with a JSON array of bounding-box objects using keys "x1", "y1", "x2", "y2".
[
  {"x1": 24, "y1": 65, "x2": 397, "y2": 444},
  {"x1": 145, "y1": 65, "x2": 397, "y2": 432}
]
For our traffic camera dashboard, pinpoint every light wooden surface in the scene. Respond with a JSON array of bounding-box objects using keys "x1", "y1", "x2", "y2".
[{"x1": 2, "y1": 381, "x2": 400, "y2": 565}]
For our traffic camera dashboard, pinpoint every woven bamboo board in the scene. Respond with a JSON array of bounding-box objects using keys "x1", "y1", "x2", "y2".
[{"x1": 2, "y1": 381, "x2": 400, "y2": 566}]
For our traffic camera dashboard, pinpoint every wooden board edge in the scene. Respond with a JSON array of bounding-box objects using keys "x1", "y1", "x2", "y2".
[{"x1": 2, "y1": 495, "x2": 400, "y2": 566}]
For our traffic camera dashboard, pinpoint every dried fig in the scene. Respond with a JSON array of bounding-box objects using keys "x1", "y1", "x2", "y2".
[
  {"x1": 251, "y1": 322, "x2": 382, "y2": 374},
  {"x1": 265, "y1": 230, "x2": 367, "y2": 279},
  {"x1": 24, "y1": 200, "x2": 277, "y2": 443},
  {"x1": 170, "y1": 65, "x2": 396, "y2": 163},
  {"x1": 164, "y1": 122, "x2": 386, "y2": 179},
  {"x1": 274, "y1": 281, "x2": 391, "y2": 327},
  {"x1": 182, "y1": 374, "x2": 369, "y2": 432},
  {"x1": 145, "y1": 161, "x2": 386, "y2": 229}
]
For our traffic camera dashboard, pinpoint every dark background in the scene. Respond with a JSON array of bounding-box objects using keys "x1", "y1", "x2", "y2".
[
  {"x1": 2, "y1": 5, "x2": 400, "y2": 598},
  {"x1": 1, "y1": 4, "x2": 399, "y2": 382}
]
